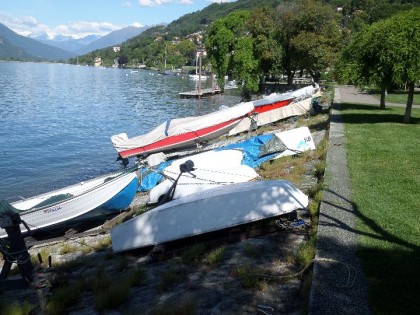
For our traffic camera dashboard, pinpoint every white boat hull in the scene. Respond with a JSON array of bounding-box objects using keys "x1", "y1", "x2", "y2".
[
  {"x1": 148, "y1": 149, "x2": 258, "y2": 203},
  {"x1": 111, "y1": 180, "x2": 308, "y2": 253},
  {"x1": 0, "y1": 170, "x2": 138, "y2": 238}
]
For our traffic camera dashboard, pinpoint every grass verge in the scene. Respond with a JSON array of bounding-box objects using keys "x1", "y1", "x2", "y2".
[{"x1": 341, "y1": 103, "x2": 420, "y2": 314}]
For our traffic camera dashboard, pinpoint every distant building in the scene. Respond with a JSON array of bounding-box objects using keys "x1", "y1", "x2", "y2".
[
  {"x1": 94, "y1": 57, "x2": 102, "y2": 67},
  {"x1": 113, "y1": 46, "x2": 121, "y2": 52}
]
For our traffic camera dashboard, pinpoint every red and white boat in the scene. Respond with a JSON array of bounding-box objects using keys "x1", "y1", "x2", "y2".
[
  {"x1": 229, "y1": 84, "x2": 321, "y2": 135},
  {"x1": 111, "y1": 102, "x2": 254, "y2": 159}
]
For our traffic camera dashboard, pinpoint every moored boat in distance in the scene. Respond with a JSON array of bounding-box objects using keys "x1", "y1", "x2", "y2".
[
  {"x1": 0, "y1": 167, "x2": 139, "y2": 238},
  {"x1": 111, "y1": 180, "x2": 308, "y2": 253},
  {"x1": 111, "y1": 102, "x2": 254, "y2": 159}
]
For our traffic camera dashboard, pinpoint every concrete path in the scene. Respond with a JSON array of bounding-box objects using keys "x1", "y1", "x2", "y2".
[
  {"x1": 308, "y1": 86, "x2": 371, "y2": 314},
  {"x1": 337, "y1": 85, "x2": 420, "y2": 108}
]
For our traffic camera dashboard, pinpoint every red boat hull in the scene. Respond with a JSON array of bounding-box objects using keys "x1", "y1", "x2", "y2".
[{"x1": 118, "y1": 117, "x2": 242, "y2": 158}]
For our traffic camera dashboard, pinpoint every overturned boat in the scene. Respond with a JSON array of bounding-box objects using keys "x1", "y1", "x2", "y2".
[
  {"x1": 111, "y1": 102, "x2": 254, "y2": 159},
  {"x1": 148, "y1": 149, "x2": 259, "y2": 204},
  {"x1": 111, "y1": 180, "x2": 308, "y2": 253},
  {"x1": 0, "y1": 168, "x2": 139, "y2": 238},
  {"x1": 229, "y1": 84, "x2": 321, "y2": 135}
]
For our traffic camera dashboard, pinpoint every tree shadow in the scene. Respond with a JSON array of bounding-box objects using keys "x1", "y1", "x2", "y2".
[
  {"x1": 336, "y1": 102, "x2": 420, "y2": 125},
  {"x1": 314, "y1": 188, "x2": 420, "y2": 314},
  {"x1": 321, "y1": 189, "x2": 419, "y2": 251}
]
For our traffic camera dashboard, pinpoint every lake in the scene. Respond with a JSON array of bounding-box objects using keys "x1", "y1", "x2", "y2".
[{"x1": 0, "y1": 61, "x2": 242, "y2": 200}]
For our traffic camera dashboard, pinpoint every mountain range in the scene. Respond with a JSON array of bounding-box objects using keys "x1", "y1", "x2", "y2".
[{"x1": 0, "y1": 23, "x2": 150, "y2": 61}]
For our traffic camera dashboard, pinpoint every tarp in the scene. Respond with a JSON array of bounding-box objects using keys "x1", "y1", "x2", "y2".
[{"x1": 138, "y1": 127, "x2": 315, "y2": 192}]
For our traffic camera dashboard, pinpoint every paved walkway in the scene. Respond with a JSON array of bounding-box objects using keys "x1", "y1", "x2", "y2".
[
  {"x1": 337, "y1": 85, "x2": 420, "y2": 108},
  {"x1": 308, "y1": 86, "x2": 371, "y2": 314}
]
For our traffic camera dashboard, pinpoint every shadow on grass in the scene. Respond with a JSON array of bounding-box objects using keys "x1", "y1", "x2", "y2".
[
  {"x1": 335, "y1": 102, "x2": 420, "y2": 125},
  {"x1": 321, "y1": 189, "x2": 419, "y2": 251},
  {"x1": 318, "y1": 188, "x2": 420, "y2": 314}
]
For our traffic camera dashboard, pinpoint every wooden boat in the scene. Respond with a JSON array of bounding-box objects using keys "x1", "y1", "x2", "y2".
[
  {"x1": 148, "y1": 149, "x2": 259, "y2": 203},
  {"x1": 111, "y1": 180, "x2": 308, "y2": 253},
  {"x1": 229, "y1": 84, "x2": 321, "y2": 135},
  {"x1": 111, "y1": 102, "x2": 254, "y2": 159},
  {"x1": 0, "y1": 168, "x2": 139, "y2": 238}
]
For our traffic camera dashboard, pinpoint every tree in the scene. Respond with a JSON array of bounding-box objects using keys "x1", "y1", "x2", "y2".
[
  {"x1": 385, "y1": 8, "x2": 420, "y2": 123},
  {"x1": 277, "y1": 0, "x2": 343, "y2": 84},
  {"x1": 246, "y1": 7, "x2": 282, "y2": 77},
  {"x1": 339, "y1": 7, "x2": 420, "y2": 122},
  {"x1": 205, "y1": 10, "x2": 251, "y2": 94}
]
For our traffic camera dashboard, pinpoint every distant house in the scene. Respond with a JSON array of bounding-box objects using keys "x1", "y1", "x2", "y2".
[
  {"x1": 113, "y1": 46, "x2": 121, "y2": 53},
  {"x1": 94, "y1": 57, "x2": 102, "y2": 67}
]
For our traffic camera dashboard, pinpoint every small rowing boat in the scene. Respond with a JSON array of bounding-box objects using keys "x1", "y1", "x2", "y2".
[
  {"x1": 111, "y1": 180, "x2": 308, "y2": 252},
  {"x1": 0, "y1": 168, "x2": 139, "y2": 238}
]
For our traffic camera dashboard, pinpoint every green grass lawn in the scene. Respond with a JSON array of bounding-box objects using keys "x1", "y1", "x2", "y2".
[
  {"x1": 370, "y1": 90, "x2": 420, "y2": 105},
  {"x1": 340, "y1": 104, "x2": 420, "y2": 314}
]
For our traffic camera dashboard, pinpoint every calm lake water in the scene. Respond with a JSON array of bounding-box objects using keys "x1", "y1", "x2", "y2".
[{"x1": 0, "y1": 61, "x2": 241, "y2": 199}]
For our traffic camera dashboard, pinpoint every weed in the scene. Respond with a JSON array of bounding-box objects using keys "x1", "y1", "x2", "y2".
[
  {"x1": 94, "y1": 280, "x2": 131, "y2": 311},
  {"x1": 204, "y1": 245, "x2": 226, "y2": 265},
  {"x1": 181, "y1": 243, "x2": 206, "y2": 265},
  {"x1": 295, "y1": 237, "x2": 316, "y2": 268},
  {"x1": 152, "y1": 297, "x2": 195, "y2": 315},
  {"x1": 232, "y1": 264, "x2": 263, "y2": 289},
  {"x1": 158, "y1": 266, "x2": 183, "y2": 291},
  {"x1": 122, "y1": 266, "x2": 147, "y2": 287},
  {"x1": 243, "y1": 242, "x2": 260, "y2": 258},
  {"x1": 0, "y1": 299, "x2": 35, "y2": 315},
  {"x1": 94, "y1": 236, "x2": 112, "y2": 251},
  {"x1": 45, "y1": 281, "x2": 83, "y2": 315},
  {"x1": 58, "y1": 243, "x2": 77, "y2": 255},
  {"x1": 314, "y1": 160, "x2": 326, "y2": 179},
  {"x1": 114, "y1": 256, "x2": 130, "y2": 272}
]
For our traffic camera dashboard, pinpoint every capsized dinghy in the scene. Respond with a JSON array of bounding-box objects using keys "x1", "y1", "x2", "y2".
[
  {"x1": 111, "y1": 180, "x2": 308, "y2": 253},
  {"x1": 148, "y1": 149, "x2": 259, "y2": 203},
  {"x1": 111, "y1": 102, "x2": 254, "y2": 159},
  {"x1": 0, "y1": 168, "x2": 139, "y2": 238}
]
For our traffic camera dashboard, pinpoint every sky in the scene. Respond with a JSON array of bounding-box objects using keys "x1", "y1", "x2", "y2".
[{"x1": 0, "y1": 0, "x2": 235, "y2": 39}]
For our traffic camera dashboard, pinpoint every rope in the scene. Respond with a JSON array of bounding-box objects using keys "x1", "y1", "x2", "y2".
[{"x1": 202, "y1": 257, "x2": 357, "y2": 289}]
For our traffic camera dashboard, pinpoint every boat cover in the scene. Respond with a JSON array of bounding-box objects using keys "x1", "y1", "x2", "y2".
[
  {"x1": 139, "y1": 127, "x2": 315, "y2": 191},
  {"x1": 111, "y1": 102, "x2": 254, "y2": 152}
]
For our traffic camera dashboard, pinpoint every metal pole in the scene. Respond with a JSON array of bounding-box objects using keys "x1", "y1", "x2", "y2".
[{"x1": 198, "y1": 52, "x2": 202, "y2": 97}]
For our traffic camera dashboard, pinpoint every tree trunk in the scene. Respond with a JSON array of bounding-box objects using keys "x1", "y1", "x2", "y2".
[
  {"x1": 380, "y1": 85, "x2": 386, "y2": 109},
  {"x1": 403, "y1": 81, "x2": 414, "y2": 124}
]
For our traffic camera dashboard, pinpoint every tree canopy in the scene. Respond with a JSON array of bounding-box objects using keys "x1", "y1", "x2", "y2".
[
  {"x1": 277, "y1": 0, "x2": 343, "y2": 84},
  {"x1": 339, "y1": 7, "x2": 420, "y2": 123}
]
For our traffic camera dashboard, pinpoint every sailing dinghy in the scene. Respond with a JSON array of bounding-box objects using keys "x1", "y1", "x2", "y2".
[
  {"x1": 111, "y1": 102, "x2": 254, "y2": 159},
  {"x1": 0, "y1": 168, "x2": 139, "y2": 238},
  {"x1": 111, "y1": 180, "x2": 308, "y2": 253}
]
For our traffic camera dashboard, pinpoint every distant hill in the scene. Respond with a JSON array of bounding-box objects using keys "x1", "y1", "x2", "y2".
[
  {"x1": 0, "y1": 23, "x2": 76, "y2": 61},
  {"x1": 165, "y1": 0, "x2": 284, "y2": 37},
  {"x1": 29, "y1": 25, "x2": 150, "y2": 56},
  {"x1": 75, "y1": 26, "x2": 150, "y2": 55},
  {"x1": 28, "y1": 33, "x2": 101, "y2": 55}
]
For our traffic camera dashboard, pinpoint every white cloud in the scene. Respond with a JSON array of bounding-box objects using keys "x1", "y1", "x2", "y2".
[
  {"x1": 206, "y1": 0, "x2": 235, "y2": 3},
  {"x1": 178, "y1": 0, "x2": 193, "y2": 4},
  {"x1": 131, "y1": 22, "x2": 145, "y2": 28},
  {"x1": 0, "y1": 14, "x2": 127, "y2": 39},
  {"x1": 122, "y1": 1, "x2": 133, "y2": 8},
  {"x1": 138, "y1": 0, "x2": 173, "y2": 7}
]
